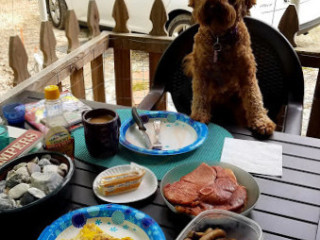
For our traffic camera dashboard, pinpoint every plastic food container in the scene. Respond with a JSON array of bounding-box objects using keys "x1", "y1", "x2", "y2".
[
  {"x1": 176, "y1": 209, "x2": 263, "y2": 240},
  {"x1": 2, "y1": 102, "x2": 26, "y2": 127}
]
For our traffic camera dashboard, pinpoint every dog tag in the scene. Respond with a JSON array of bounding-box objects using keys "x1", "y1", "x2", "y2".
[{"x1": 213, "y1": 38, "x2": 222, "y2": 63}]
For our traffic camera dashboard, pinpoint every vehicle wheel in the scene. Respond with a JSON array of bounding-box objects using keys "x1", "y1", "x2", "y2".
[
  {"x1": 167, "y1": 14, "x2": 192, "y2": 37},
  {"x1": 46, "y1": 0, "x2": 67, "y2": 29}
]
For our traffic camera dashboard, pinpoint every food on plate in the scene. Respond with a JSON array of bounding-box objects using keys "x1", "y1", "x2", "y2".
[
  {"x1": 164, "y1": 163, "x2": 247, "y2": 216},
  {"x1": 98, "y1": 163, "x2": 146, "y2": 196},
  {"x1": 63, "y1": 223, "x2": 133, "y2": 240},
  {"x1": 184, "y1": 227, "x2": 236, "y2": 240}
]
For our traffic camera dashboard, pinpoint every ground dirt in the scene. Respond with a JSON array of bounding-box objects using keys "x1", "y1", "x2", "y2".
[{"x1": 0, "y1": 0, "x2": 319, "y2": 136}]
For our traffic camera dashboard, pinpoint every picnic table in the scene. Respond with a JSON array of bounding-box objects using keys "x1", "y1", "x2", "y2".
[{"x1": 2, "y1": 90, "x2": 320, "y2": 240}]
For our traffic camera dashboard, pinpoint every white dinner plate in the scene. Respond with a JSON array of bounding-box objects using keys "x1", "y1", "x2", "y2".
[
  {"x1": 93, "y1": 164, "x2": 158, "y2": 203},
  {"x1": 119, "y1": 111, "x2": 208, "y2": 156}
]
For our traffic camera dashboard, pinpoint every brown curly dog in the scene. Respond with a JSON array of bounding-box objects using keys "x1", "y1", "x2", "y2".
[{"x1": 184, "y1": 0, "x2": 276, "y2": 136}]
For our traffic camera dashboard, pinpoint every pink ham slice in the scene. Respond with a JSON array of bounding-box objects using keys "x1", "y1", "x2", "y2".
[
  {"x1": 213, "y1": 166, "x2": 237, "y2": 183},
  {"x1": 175, "y1": 205, "x2": 204, "y2": 216},
  {"x1": 163, "y1": 180, "x2": 200, "y2": 206},
  {"x1": 177, "y1": 186, "x2": 247, "y2": 215},
  {"x1": 213, "y1": 185, "x2": 248, "y2": 212},
  {"x1": 199, "y1": 177, "x2": 237, "y2": 204},
  {"x1": 175, "y1": 203, "x2": 215, "y2": 216},
  {"x1": 163, "y1": 163, "x2": 248, "y2": 216},
  {"x1": 181, "y1": 163, "x2": 217, "y2": 186}
]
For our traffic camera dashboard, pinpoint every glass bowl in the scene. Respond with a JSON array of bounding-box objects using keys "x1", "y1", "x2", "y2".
[{"x1": 176, "y1": 209, "x2": 263, "y2": 240}]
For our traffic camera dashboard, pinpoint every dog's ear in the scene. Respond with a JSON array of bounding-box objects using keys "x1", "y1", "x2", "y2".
[
  {"x1": 246, "y1": 0, "x2": 256, "y2": 10},
  {"x1": 241, "y1": 0, "x2": 256, "y2": 16},
  {"x1": 188, "y1": 0, "x2": 195, "y2": 8}
]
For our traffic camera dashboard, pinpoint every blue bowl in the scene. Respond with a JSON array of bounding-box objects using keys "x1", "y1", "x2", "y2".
[{"x1": 2, "y1": 103, "x2": 26, "y2": 127}]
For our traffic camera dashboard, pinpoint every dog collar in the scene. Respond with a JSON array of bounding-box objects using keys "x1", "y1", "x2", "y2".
[
  {"x1": 211, "y1": 25, "x2": 239, "y2": 45},
  {"x1": 210, "y1": 25, "x2": 239, "y2": 63}
]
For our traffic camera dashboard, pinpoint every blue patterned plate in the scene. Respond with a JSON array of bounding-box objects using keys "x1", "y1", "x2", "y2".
[
  {"x1": 38, "y1": 204, "x2": 165, "y2": 240},
  {"x1": 120, "y1": 111, "x2": 208, "y2": 155}
]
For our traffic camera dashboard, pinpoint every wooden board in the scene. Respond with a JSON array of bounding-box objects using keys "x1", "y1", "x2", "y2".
[
  {"x1": 8, "y1": 35, "x2": 31, "y2": 86},
  {"x1": 0, "y1": 32, "x2": 109, "y2": 104},
  {"x1": 114, "y1": 48, "x2": 132, "y2": 106},
  {"x1": 278, "y1": 5, "x2": 299, "y2": 47},
  {"x1": 91, "y1": 55, "x2": 106, "y2": 102},
  {"x1": 66, "y1": 10, "x2": 80, "y2": 53},
  {"x1": 87, "y1": 0, "x2": 101, "y2": 38},
  {"x1": 112, "y1": 0, "x2": 129, "y2": 33},
  {"x1": 149, "y1": 0, "x2": 168, "y2": 36},
  {"x1": 40, "y1": 21, "x2": 58, "y2": 68},
  {"x1": 65, "y1": 10, "x2": 85, "y2": 99}
]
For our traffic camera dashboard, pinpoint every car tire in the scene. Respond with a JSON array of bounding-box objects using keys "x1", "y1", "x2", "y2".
[
  {"x1": 167, "y1": 14, "x2": 192, "y2": 37},
  {"x1": 46, "y1": 0, "x2": 67, "y2": 29}
]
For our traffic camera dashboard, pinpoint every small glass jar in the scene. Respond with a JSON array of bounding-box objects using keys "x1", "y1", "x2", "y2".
[
  {"x1": 44, "y1": 85, "x2": 68, "y2": 128},
  {"x1": 0, "y1": 123, "x2": 9, "y2": 151}
]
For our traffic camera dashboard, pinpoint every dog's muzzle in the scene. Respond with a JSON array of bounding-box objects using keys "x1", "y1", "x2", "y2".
[{"x1": 201, "y1": 0, "x2": 236, "y2": 27}]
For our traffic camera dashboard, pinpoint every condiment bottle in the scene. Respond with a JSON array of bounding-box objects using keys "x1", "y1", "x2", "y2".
[
  {"x1": 43, "y1": 85, "x2": 75, "y2": 158},
  {"x1": 44, "y1": 85, "x2": 68, "y2": 128}
]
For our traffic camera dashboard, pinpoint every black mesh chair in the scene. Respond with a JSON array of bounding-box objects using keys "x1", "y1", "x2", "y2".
[{"x1": 139, "y1": 17, "x2": 304, "y2": 135}]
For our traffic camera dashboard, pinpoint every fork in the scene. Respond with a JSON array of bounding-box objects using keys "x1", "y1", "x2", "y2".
[{"x1": 152, "y1": 120, "x2": 162, "y2": 150}]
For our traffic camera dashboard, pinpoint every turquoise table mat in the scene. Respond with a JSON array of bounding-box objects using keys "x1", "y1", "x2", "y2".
[{"x1": 72, "y1": 109, "x2": 233, "y2": 180}]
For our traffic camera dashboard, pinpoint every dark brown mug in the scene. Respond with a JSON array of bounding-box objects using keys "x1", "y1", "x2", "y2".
[{"x1": 82, "y1": 108, "x2": 121, "y2": 158}]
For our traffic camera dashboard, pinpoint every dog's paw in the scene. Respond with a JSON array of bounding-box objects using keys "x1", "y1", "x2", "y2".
[
  {"x1": 250, "y1": 117, "x2": 276, "y2": 137},
  {"x1": 190, "y1": 112, "x2": 211, "y2": 124}
]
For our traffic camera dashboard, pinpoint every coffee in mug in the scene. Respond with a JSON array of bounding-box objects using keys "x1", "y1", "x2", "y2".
[
  {"x1": 88, "y1": 115, "x2": 114, "y2": 124},
  {"x1": 82, "y1": 108, "x2": 121, "y2": 158}
]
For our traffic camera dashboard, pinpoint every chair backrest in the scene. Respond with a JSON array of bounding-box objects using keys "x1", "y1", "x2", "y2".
[{"x1": 153, "y1": 17, "x2": 304, "y2": 124}]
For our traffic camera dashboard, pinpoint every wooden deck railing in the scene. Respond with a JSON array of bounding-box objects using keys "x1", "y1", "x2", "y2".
[
  {"x1": 2, "y1": 0, "x2": 320, "y2": 138},
  {"x1": 278, "y1": 4, "x2": 320, "y2": 138},
  {"x1": 1, "y1": 0, "x2": 172, "y2": 108}
]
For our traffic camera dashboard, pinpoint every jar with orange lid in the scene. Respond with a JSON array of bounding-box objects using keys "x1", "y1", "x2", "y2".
[
  {"x1": 44, "y1": 85, "x2": 75, "y2": 159},
  {"x1": 44, "y1": 85, "x2": 68, "y2": 128}
]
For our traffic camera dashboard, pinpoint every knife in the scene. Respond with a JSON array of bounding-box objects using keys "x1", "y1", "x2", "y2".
[{"x1": 132, "y1": 107, "x2": 152, "y2": 149}]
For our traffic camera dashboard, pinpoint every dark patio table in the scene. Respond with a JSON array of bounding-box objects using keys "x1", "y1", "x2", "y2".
[{"x1": 2, "y1": 90, "x2": 320, "y2": 240}]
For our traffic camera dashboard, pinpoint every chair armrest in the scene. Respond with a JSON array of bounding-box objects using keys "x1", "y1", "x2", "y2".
[
  {"x1": 283, "y1": 102, "x2": 303, "y2": 135},
  {"x1": 138, "y1": 86, "x2": 165, "y2": 110}
]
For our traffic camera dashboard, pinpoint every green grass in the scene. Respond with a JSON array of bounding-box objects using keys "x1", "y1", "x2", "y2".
[{"x1": 132, "y1": 82, "x2": 148, "y2": 91}]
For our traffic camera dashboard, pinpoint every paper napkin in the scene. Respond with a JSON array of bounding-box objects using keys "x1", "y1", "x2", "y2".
[{"x1": 220, "y1": 138, "x2": 283, "y2": 176}]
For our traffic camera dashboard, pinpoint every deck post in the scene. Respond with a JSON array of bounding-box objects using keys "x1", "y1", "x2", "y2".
[
  {"x1": 88, "y1": 0, "x2": 106, "y2": 103},
  {"x1": 9, "y1": 35, "x2": 31, "y2": 86},
  {"x1": 112, "y1": 0, "x2": 132, "y2": 106},
  {"x1": 149, "y1": 0, "x2": 168, "y2": 110},
  {"x1": 278, "y1": 4, "x2": 299, "y2": 47},
  {"x1": 65, "y1": 9, "x2": 86, "y2": 99}
]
